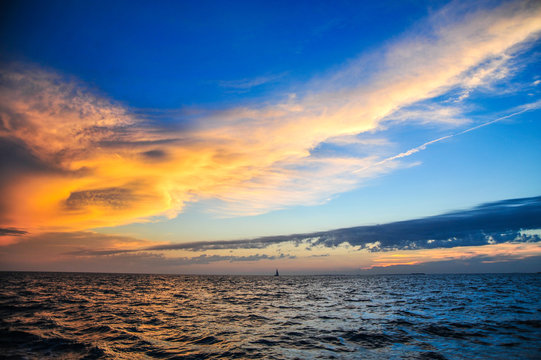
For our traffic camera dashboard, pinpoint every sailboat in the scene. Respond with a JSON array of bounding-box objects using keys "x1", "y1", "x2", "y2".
[{"x1": 274, "y1": 269, "x2": 279, "y2": 276}]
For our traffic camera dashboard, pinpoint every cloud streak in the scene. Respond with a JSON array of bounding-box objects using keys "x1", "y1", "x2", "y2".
[
  {"x1": 0, "y1": 230, "x2": 295, "y2": 273},
  {"x1": 1, "y1": 0, "x2": 541, "y2": 231},
  {"x1": 217, "y1": 73, "x2": 287, "y2": 90},
  {"x1": 0, "y1": 227, "x2": 27, "y2": 236},
  {"x1": 355, "y1": 100, "x2": 541, "y2": 173}
]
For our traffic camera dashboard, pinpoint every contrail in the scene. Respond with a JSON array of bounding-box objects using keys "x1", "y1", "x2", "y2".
[{"x1": 354, "y1": 100, "x2": 541, "y2": 174}]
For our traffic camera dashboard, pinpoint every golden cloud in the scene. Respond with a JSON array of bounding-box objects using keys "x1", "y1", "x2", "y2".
[{"x1": 1, "y1": 1, "x2": 540, "y2": 232}]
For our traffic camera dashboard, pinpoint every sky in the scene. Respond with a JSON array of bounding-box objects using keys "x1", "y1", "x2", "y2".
[{"x1": 0, "y1": 0, "x2": 540, "y2": 274}]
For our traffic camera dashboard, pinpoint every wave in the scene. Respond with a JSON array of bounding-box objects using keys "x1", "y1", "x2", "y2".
[{"x1": 1, "y1": 272, "x2": 540, "y2": 359}]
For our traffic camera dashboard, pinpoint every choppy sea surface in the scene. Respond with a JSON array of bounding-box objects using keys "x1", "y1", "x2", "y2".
[{"x1": 1, "y1": 272, "x2": 540, "y2": 359}]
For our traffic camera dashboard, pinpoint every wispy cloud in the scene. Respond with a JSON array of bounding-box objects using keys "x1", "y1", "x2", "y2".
[
  {"x1": 1, "y1": 0, "x2": 541, "y2": 231},
  {"x1": 381, "y1": 103, "x2": 470, "y2": 127},
  {"x1": 217, "y1": 73, "x2": 287, "y2": 90},
  {"x1": 355, "y1": 100, "x2": 541, "y2": 173}
]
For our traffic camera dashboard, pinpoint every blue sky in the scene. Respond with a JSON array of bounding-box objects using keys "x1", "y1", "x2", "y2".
[
  {"x1": 1, "y1": 0, "x2": 444, "y2": 108},
  {"x1": 0, "y1": 0, "x2": 540, "y2": 273}
]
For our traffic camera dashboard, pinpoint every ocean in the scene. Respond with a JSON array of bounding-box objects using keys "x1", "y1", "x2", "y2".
[{"x1": 1, "y1": 272, "x2": 539, "y2": 359}]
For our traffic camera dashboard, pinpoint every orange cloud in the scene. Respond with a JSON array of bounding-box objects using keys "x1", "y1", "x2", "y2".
[
  {"x1": 1, "y1": 1, "x2": 541, "y2": 233},
  {"x1": 364, "y1": 242, "x2": 541, "y2": 269}
]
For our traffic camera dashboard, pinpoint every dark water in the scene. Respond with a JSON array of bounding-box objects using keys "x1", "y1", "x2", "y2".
[{"x1": 1, "y1": 272, "x2": 540, "y2": 359}]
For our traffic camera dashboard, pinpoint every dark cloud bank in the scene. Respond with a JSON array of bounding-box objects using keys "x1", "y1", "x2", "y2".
[
  {"x1": 148, "y1": 196, "x2": 541, "y2": 253},
  {"x1": 1, "y1": 196, "x2": 540, "y2": 273}
]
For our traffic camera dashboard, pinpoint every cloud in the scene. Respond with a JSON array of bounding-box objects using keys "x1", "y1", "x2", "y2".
[
  {"x1": 359, "y1": 254, "x2": 541, "y2": 274},
  {"x1": 143, "y1": 196, "x2": 541, "y2": 252},
  {"x1": 2, "y1": 1, "x2": 541, "y2": 231},
  {"x1": 49, "y1": 196, "x2": 541, "y2": 257},
  {"x1": 0, "y1": 137, "x2": 59, "y2": 177},
  {"x1": 0, "y1": 197, "x2": 539, "y2": 273},
  {"x1": 218, "y1": 73, "x2": 286, "y2": 90},
  {"x1": 292, "y1": 196, "x2": 541, "y2": 251},
  {"x1": 140, "y1": 149, "x2": 167, "y2": 160},
  {"x1": 0, "y1": 227, "x2": 27, "y2": 236},
  {"x1": 0, "y1": 137, "x2": 63, "y2": 221},
  {"x1": 65, "y1": 187, "x2": 136, "y2": 210},
  {"x1": 146, "y1": 236, "x2": 296, "y2": 252},
  {"x1": 0, "y1": 230, "x2": 292, "y2": 273},
  {"x1": 381, "y1": 103, "x2": 470, "y2": 126},
  {"x1": 354, "y1": 99, "x2": 541, "y2": 174}
]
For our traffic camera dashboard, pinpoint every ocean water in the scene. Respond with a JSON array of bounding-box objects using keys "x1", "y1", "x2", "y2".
[{"x1": 1, "y1": 272, "x2": 540, "y2": 359}]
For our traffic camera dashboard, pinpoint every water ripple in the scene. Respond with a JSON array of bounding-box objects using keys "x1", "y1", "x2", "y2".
[{"x1": 0, "y1": 272, "x2": 540, "y2": 359}]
